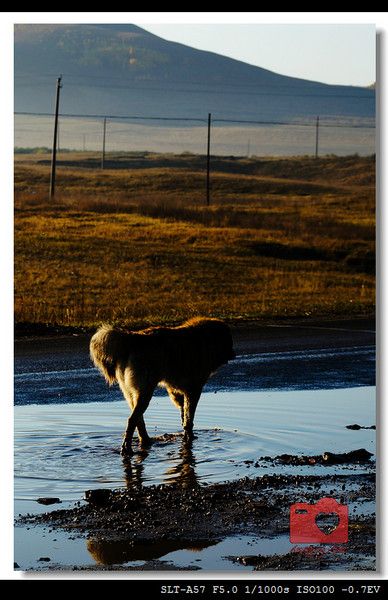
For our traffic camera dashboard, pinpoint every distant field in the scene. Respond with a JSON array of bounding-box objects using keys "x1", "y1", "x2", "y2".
[
  {"x1": 14, "y1": 114, "x2": 376, "y2": 157},
  {"x1": 14, "y1": 151, "x2": 375, "y2": 330}
]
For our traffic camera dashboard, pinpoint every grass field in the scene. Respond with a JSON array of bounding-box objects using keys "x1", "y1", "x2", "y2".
[{"x1": 14, "y1": 151, "x2": 375, "y2": 330}]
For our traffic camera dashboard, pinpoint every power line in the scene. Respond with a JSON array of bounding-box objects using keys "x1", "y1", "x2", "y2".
[
  {"x1": 14, "y1": 111, "x2": 376, "y2": 129},
  {"x1": 14, "y1": 111, "x2": 207, "y2": 123},
  {"x1": 14, "y1": 72, "x2": 375, "y2": 100},
  {"x1": 15, "y1": 80, "x2": 375, "y2": 101},
  {"x1": 58, "y1": 81, "x2": 376, "y2": 100},
  {"x1": 212, "y1": 118, "x2": 375, "y2": 129}
]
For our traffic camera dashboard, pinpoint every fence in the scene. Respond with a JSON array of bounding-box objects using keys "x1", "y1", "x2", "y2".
[{"x1": 14, "y1": 111, "x2": 375, "y2": 159}]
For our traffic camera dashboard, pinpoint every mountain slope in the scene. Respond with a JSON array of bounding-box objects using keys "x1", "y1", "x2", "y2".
[
  {"x1": 14, "y1": 24, "x2": 375, "y2": 122},
  {"x1": 14, "y1": 23, "x2": 329, "y2": 86}
]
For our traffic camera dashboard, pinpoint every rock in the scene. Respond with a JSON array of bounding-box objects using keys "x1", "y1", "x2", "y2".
[
  {"x1": 84, "y1": 489, "x2": 112, "y2": 507},
  {"x1": 38, "y1": 557, "x2": 51, "y2": 562},
  {"x1": 322, "y1": 448, "x2": 373, "y2": 464},
  {"x1": 36, "y1": 497, "x2": 61, "y2": 505},
  {"x1": 237, "y1": 555, "x2": 267, "y2": 566}
]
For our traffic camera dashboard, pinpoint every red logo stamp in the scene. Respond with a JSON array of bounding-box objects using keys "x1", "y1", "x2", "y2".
[{"x1": 290, "y1": 497, "x2": 348, "y2": 543}]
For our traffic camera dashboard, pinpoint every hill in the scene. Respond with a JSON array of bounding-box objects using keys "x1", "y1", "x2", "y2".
[{"x1": 14, "y1": 24, "x2": 375, "y2": 122}]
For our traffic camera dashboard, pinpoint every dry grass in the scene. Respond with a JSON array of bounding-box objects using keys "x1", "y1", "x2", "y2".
[{"x1": 14, "y1": 152, "x2": 375, "y2": 329}]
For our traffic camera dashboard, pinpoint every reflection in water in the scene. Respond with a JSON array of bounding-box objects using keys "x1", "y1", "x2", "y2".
[
  {"x1": 87, "y1": 434, "x2": 209, "y2": 565},
  {"x1": 123, "y1": 433, "x2": 199, "y2": 488},
  {"x1": 90, "y1": 437, "x2": 206, "y2": 566},
  {"x1": 122, "y1": 451, "x2": 147, "y2": 489},
  {"x1": 164, "y1": 438, "x2": 197, "y2": 488},
  {"x1": 87, "y1": 537, "x2": 216, "y2": 566}
]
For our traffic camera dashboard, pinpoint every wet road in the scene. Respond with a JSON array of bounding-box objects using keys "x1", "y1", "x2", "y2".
[{"x1": 14, "y1": 319, "x2": 375, "y2": 406}]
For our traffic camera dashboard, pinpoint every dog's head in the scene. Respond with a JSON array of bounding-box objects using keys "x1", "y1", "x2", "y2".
[
  {"x1": 207, "y1": 320, "x2": 236, "y2": 366},
  {"x1": 181, "y1": 317, "x2": 236, "y2": 372},
  {"x1": 227, "y1": 347, "x2": 237, "y2": 360},
  {"x1": 221, "y1": 330, "x2": 236, "y2": 363}
]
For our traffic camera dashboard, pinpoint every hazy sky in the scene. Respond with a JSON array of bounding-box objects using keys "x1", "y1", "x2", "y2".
[{"x1": 143, "y1": 23, "x2": 376, "y2": 87}]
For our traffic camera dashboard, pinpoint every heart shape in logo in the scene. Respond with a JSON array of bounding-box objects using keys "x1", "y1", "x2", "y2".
[{"x1": 315, "y1": 512, "x2": 340, "y2": 535}]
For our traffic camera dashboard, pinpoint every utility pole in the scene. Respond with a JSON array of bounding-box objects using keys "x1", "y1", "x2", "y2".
[
  {"x1": 49, "y1": 75, "x2": 62, "y2": 200},
  {"x1": 101, "y1": 117, "x2": 107, "y2": 169},
  {"x1": 206, "y1": 113, "x2": 211, "y2": 206},
  {"x1": 315, "y1": 115, "x2": 319, "y2": 159}
]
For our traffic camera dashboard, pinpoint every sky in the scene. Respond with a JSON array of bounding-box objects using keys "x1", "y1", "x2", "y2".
[{"x1": 142, "y1": 23, "x2": 376, "y2": 87}]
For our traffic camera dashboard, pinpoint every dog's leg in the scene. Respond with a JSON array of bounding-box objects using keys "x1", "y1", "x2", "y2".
[
  {"x1": 167, "y1": 388, "x2": 185, "y2": 427},
  {"x1": 129, "y1": 391, "x2": 152, "y2": 448},
  {"x1": 137, "y1": 416, "x2": 152, "y2": 448},
  {"x1": 118, "y1": 377, "x2": 153, "y2": 450},
  {"x1": 182, "y1": 389, "x2": 202, "y2": 440},
  {"x1": 121, "y1": 390, "x2": 153, "y2": 456}
]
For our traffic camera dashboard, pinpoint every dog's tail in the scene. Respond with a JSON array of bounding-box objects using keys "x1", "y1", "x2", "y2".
[{"x1": 90, "y1": 324, "x2": 126, "y2": 385}]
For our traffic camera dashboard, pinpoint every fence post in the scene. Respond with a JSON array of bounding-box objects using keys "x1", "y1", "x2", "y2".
[
  {"x1": 315, "y1": 115, "x2": 319, "y2": 159},
  {"x1": 206, "y1": 113, "x2": 211, "y2": 206},
  {"x1": 49, "y1": 75, "x2": 62, "y2": 200},
  {"x1": 101, "y1": 117, "x2": 107, "y2": 169}
]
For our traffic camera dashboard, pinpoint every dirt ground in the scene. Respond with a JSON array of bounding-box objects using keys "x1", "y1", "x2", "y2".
[{"x1": 18, "y1": 456, "x2": 375, "y2": 571}]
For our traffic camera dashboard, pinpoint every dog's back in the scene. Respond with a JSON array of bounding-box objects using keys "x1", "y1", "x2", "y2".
[{"x1": 90, "y1": 318, "x2": 235, "y2": 388}]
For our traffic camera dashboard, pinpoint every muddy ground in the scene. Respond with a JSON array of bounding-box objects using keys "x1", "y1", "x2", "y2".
[{"x1": 17, "y1": 457, "x2": 375, "y2": 571}]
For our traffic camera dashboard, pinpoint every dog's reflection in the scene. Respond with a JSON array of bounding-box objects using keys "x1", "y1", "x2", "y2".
[
  {"x1": 87, "y1": 536, "x2": 216, "y2": 566},
  {"x1": 87, "y1": 435, "x2": 213, "y2": 567},
  {"x1": 164, "y1": 435, "x2": 197, "y2": 488},
  {"x1": 122, "y1": 433, "x2": 198, "y2": 488},
  {"x1": 122, "y1": 448, "x2": 147, "y2": 489}
]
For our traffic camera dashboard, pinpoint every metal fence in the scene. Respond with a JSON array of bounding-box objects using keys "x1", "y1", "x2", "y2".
[{"x1": 14, "y1": 112, "x2": 375, "y2": 158}]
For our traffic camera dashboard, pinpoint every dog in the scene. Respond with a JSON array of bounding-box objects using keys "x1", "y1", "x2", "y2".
[{"x1": 90, "y1": 317, "x2": 236, "y2": 456}]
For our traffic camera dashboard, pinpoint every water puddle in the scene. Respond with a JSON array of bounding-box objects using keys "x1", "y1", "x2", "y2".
[
  {"x1": 14, "y1": 517, "x2": 294, "y2": 572},
  {"x1": 15, "y1": 387, "x2": 375, "y2": 498},
  {"x1": 14, "y1": 386, "x2": 375, "y2": 570}
]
